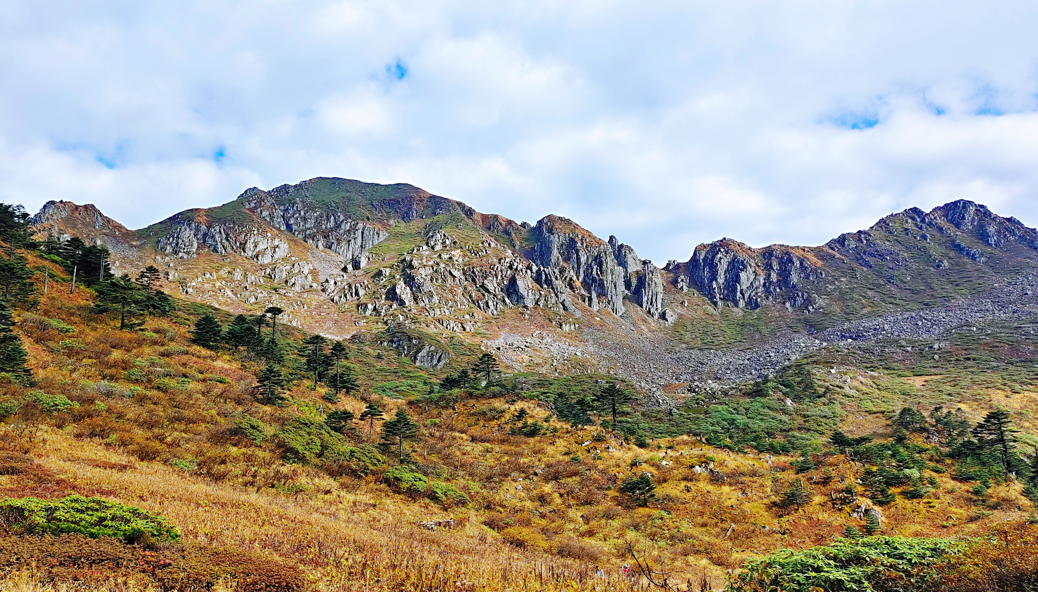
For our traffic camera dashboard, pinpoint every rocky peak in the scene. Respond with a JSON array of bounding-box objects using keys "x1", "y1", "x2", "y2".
[
  {"x1": 682, "y1": 239, "x2": 820, "y2": 310},
  {"x1": 32, "y1": 200, "x2": 130, "y2": 238}
]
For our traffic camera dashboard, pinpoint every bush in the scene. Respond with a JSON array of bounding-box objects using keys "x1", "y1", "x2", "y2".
[
  {"x1": 729, "y1": 536, "x2": 965, "y2": 592},
  {"x1": 383, "y1": 466, "x2": 428, "y2": 495},
  {"x1": 25, "y1": 391, "x2": 79, "y2": 414},
  {"x1": 0, "y1": 496, "x2": 180, "y2": 543},
  {"x1": 276, "y1": 416, "x2": 350, "y2": 465},
  {"x1": 619, "y1": 473, "x2": 656, "y2": 507},
  {"x1": 233, "y1": 414, "x2": 268, "y2": 444},
  {"x1": 0, "y1": 399, "x2": 18, "y2": 419},
  {"x1": 429, "y1": 482, "x2": 470, "y2": 507}
]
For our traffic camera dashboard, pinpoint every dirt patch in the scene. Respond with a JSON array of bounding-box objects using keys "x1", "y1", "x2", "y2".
[{"x1": 902, "y1": 375, "x2": 946, "y2": 387}]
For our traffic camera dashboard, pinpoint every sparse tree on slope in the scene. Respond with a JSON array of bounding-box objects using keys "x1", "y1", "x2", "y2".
[
  {"x1": 360, "y1": 402, "x2": 385, "y2": 439},
  {"x1": 93, "y1": 274, "x2": 145, "y2": 330},
  {"x1": 594, "y1": 383, "x2": 636, "y2": 427},
  {"x1": 381, "y1": 408, "x2": 419, "y2": 462},
  {"x1": 974, "y1": 409, "x2": 1018, "y2": 473},
  {"x1": 256, "y1": 364, "x2": 287, "y2": 406},
  {"x1": 191, "y1": 314, "x2": 223, "y2": 349},
  {"x1": 472, "y1": 353, "x2": 499, "y2": 385},
  {"x1": 301, "y1": 334, "x2": 331, "y2": 388},
  {"x1": 0, "y1": 298, "x2": 32, "y2": 383},
  {"x1": 264, "y1": 306, "x2": 284, "y2": 339}
]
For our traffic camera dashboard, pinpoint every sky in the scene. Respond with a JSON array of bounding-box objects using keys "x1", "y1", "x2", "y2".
[{"x1": 3, "y1": 1, "x2": 1038, "y2": 263}]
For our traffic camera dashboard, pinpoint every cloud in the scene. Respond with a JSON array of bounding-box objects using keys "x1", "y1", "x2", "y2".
[{"x1": 2, "y1": 1, "x2": 1038, "y2": 262}]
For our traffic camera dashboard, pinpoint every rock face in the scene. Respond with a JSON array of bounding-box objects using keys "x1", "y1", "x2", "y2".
[
  {"x1": 529, "y1": 216, "x2": 665, "y2": 317},
  {"x1": 680, "y1": 239, "x2": 819, "y2": 310}
]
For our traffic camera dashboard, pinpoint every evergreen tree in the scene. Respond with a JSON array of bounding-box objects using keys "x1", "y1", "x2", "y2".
[
  {"x1": 135, "y1": 266, "x2": 161, "y2": 292},
  {"x1": 92, "y1": 274, "x2": 145, "y2": 330},
  {"x1": 0, "y1": 204, "x2": 34, "y2": 253},
  {"x1": 973, "y1": 409, "x2": 1018, "y2": 473},
  {"x1": 619, "y1": 473, "x2": 656, "y2": 507},
  {"x1": 863, "y1": 511, "x2": 882, "y2": 535},
  {"x1": 0, "y1": 254, "x2": 36, "y2": 303},
  {"x1": 301, "y1": 334, "x2": 331, "y2": 388},
  {"x1": 252, "y1": 315, "x2": 266, "y2": 347},
  {"x1": 325, "y1": 410, "x2": 356, "y2": 436},
  {"x1": 258, "y1": 337, "x2": 285, "y2": 364},
  {"x1": 328, "y1": 341, "x2": 356, "y2": 397},
  {"x1": 594, "y1": 383, "x2": 636, "y2": 426},
  {"x1": 264, "y1": 306, "x2": 284, "y2": 339},
  {"x1": 381, "y1": 408, "x2": 419, "y2": 461},
  {"x1": 0, "y1": 298, "x2": 32, "y2": 383},
  {"x1": 191, "y1": 314, "x2": 223, "y2": 348},
  {"x1": 224, "y1": 315, "x2": 257, "y2": 348},
  {"x1": 843, "y1": 525, "x2": 864, "y2": 539},
  {"x1": 893, "y1": 407, "x2": 928, "y2": 433},
  {"x1": 778, "y1": 479, "x2": 811, "y2": 510},
  {"x1": 256, "y1": 364, "x2": 286, "y2": 406},
  {"x1": 472, "y1": 353, "x2": 499, "y2": 385},
  {"x1": 360, "y1": 402, "x2": 385, "y2": 439}
]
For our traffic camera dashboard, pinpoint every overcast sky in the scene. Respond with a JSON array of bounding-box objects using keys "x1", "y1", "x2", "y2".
[{"x1": 3, "y1": 1, "x2": 1038, "y2": 262}]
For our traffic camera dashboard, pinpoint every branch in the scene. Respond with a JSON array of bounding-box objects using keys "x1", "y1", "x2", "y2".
[{"x1": 626, "y1": 542, "x2": 672, "y2": 590}]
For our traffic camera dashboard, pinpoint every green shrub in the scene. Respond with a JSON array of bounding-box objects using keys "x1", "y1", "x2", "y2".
[
  {"x1": 0, "y1": 399, "x2": 18, "y2": 419},
  {"x1": 25, "y1": 391, "x2": 79, "y2": 413},
  {"x1": 48, "y1": 318, "x2": 76, "y2": 334},
  {"x1": 123, "y1": 368, "x2": 147, "y2": 383},
  {"x1": 729, "y1": 536, "x2": 964, "y2": 592},
  {"x1": 276, "y1": 416, "x2": 350, "y2": 465},
  {"x1": 383, "y1": 466, "x2": 428, "y2": 494},
  {"x1": 0, "y1": 496, "x2": 180, "y2": 543},
  {"x1": 620, "y1": 473, "x2": 656, "y2": 507},
  {"x1": 233, "y1": 414, "x2": 268, "y2": 444},
  {"x1": 429, "y1": 482, "x2": 470, "y2": 506}
]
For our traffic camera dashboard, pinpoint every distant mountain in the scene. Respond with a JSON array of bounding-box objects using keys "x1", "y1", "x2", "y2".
[{"x1": 32, "y1": 177, "x2": 1038, "y2": 388}]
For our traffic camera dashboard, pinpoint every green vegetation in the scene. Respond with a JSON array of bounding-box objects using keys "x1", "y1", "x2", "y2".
[
  {"x1": 729, "y1": 536, "x2": 964, "y2": 592},
  {"x1": 0, "y1": 495, "x2": 180, "y2": 543}
]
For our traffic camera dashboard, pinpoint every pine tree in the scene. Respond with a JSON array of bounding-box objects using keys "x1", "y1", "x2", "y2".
[
  {"x1": 328, "y1": 341, "x2": 356, "y2": 397},
  {"x1": 256, "y1": 364, "x2": 286, "y2": 406},
  {"x1": 863, "y1": 511, "x2": 882, "y2": 535},
  {"x1": 594, "y1": 383, "x2": 636, "y2": 426},
  {"x1": 135, "y1": 266, "x2": 161, "y2": 292},
  {"x1": 893, "y1": 406, "x2": 928, "y2": 432},
  {"x1": 381, "y1": 408, "x2": 419, "y2": 461},
  {"x1": 360, "y1": 402, "x2": 385, "y2": 439},
  {"x1": 258, "y1": 337, "x2": 285, "y2": 364},
  {"x1": 191, "y1": 314, "x2": 223, "y2": 348},
  {"x1": 973, "y1": 409, "x2": 1018, "y2": 473},
  {"x1": 619, "y1": 473, "x2": 656, "y2": 507},
  {"x1": 0, "y1": 254, "x2": 35, "y2": 304},
  {"x1": 0, "y1": 204, "x2": 34, "y2": 253},
  {"x1": 325, "y1": 410, "x2": 356, "y2": 436},
  {"x1": 0, "y1": 298, "x2": 31, "y2": 383},
  {"x1": 225, "y1": 315, "x2": 257, "y2": 348},
  {"x1": 264, "y1": 306, "x2": 284, "y2": 339},
  {"x1": 301, "y1": 334, "x2": 331, "y2": 388},
  {"x1": 843, "y1": 525, "x2": 864, "y2": 539},
  {"x1": 93, "y1": 274, "x2": 145, "y2": 330},
  {"x1": 472, "y1": 353, "x2": 499, "y2": 385},
  {"x1": 778, "y1": 479, "x2": 811, "y2": 510}
]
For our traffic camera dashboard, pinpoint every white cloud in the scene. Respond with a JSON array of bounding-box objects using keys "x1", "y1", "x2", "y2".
[{"x1": 1, "y1": 0, "x2": 1038, "y2": 261}]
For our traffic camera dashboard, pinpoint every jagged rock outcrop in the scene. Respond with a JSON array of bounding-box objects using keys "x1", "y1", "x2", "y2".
[
  {"x1": 155, "y1": 218, "x2": 290, "y2": 263},
  {"x1": 680, "y1": 239, "x2": 820, "y2": 310},
  {"x1": 530, "y1": 217, "x2": 665, "y2": 318},
  {"x1": 384, "y1": 324, "x2": 450, "y2": 369}
]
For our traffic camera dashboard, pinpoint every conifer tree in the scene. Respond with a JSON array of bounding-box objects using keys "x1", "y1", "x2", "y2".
[
  {"x1": 191, "y1": 314, "x2": 223, "y2": 348},
  {"x1": 973, "y1": 409, "x2": 1018, "y2": 473},
  {"x1": 360, "y1": 402, "x2": 385, "y2": 439},
  {"x1": 381, "y1": 408, "x2": 419, "y2": 461},
  {"x1": 325, "y1": 409, "x2": 355, "y2": 436},
  {"x1": 472, "y1": 353, "x2": 499, "y2": 385},
  {"x1": 778, "y1": 479, "x2": 811, "y2": 510},
  {"x1": 328, "y1": 341, "x2": 356, "y2": 397},
  {"x1": 256, "y1": 364, "x2": 286, "y2": 406},
  {"x1": 93, "y1": 274, "x2": 145, "y2": 330},
  {"x1": 0, "y1": 298, "x2": 31, "y2": 383},
  {"x1": 264, "y1": 306, "x2": 284, "y2": 339},
  {"x1": 0, "y1": 254, "x2": 35, "y2": 304},
  {"x1": 863, "y1": 511, "x2": 882, "y2": 535},
  {"x1": 301, "y1": 334, "x2": 331, "y2": 388},
  {"x1": 225, "y1": 315, "x2": 257, "y2": 348},
  {"x1": 594, "y1": 383, "x2": 636, "y2": 426}
]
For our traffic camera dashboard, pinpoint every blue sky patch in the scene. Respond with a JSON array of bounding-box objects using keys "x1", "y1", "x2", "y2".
[
  {"x1": 386, "y1": 59, "x2": 408, "y2": 80},
  {"x1": 212, "y1": 146, "x2": 226, "y2": 163},
  {"x1": 831, "y1": 112, "x2": 880, "y2": 130}
]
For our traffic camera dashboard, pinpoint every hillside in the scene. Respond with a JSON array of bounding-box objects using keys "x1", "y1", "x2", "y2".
[{"x1": 2, "y1": 197, "x2": 1038, "y2": 590}]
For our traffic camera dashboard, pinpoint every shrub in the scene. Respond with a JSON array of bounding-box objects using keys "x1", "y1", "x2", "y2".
[
  {"x1": 383, "y1": 465, "x2": 428, "y2": 495},
  {"x1": 0, "y1": 496, "x2": 180, "y2": 543},
  {"x1": 25, "y1": 391, "x2": 79, "y2": 414},
  {"x1": 233, "y1": 414, "x2": 269, "y2": 444},
  {"x1": 928, "y1": 522, "x2": 1038, "y2": 591},
  {"x1": 429, "y1": 482, "x2": 470, "y2": 507},
  {"x1": 620, "y1": 473, "x2": 656, "y2": 507},
  {"x1": 276, "y1": 416, "x2": 350, "y2": 465},
  {"x1": 729, "y1": 536, "x2": 965, "y2": 592},
  {"x1": 0, "y1": 398, "x2": 18, "y2": 419}
]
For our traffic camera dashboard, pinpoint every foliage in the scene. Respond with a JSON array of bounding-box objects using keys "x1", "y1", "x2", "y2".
[
  {"x1": 276, "y1": 416, "x2": 351, "y2": 466},
  {"x1": 429, "y1": 482, "x2": 470, "y2": 507},
  {"x1": 381, "y1": 408, "x2": 419, "y2": 461},
  {"x1": 191, "y1": 313, "x2": 223, "y2": 348},
  {"x1": 472, "y1": 353, "x2": 500, "y2": 385},
  {"x1": 0, "y1": 298, "x2": 32, "y2": 383},
  {"x1": 619, "y1": 473, "x2": 655, "y2": 507},
  {"x1": 92, "y1": 274, "x2": 146, "y2": 330},
  {"x1": 729, "y1": 536, "x2": 965, "y2": 592},
  {"x1": 382, "y1": 465, "x2": 429, "y2": 495},
  {"x1": 325, "y1": 409, "x2": 356, "y2": 436},
  {"x1": 360, "y1": 402, "x2": 385, "y2": 438},
  {"x1": 594, "y1": 383, "x2": 636, "y2": 426},
  {"x1": 256, "y1": 364, "x2": 287, "y2": 406},
  {"x1": 232, "y1": 414, "x2": 268, "y2": 444},
  {"x1": 0, "y1": 495, "x2": 180, "y2": 543},
  {"x1": 777, "y1": 479, "x2": 811, "y2": 510},
  {"x1": 26, "y1": 391, "x2": 79, "y2": 413}
]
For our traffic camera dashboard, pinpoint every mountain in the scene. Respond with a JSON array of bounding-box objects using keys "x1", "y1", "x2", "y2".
[{"x1": 31, "y1": 177, "x2": 1038, "y2": 388}]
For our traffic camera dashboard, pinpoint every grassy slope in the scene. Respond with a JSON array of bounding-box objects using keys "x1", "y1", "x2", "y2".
[{"x1": 2, "y1": 253, "x2": 1037, "y2": 590}]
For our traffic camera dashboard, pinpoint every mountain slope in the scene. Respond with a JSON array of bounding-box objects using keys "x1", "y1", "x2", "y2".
[{"x1": 31, "y1": 178, "x2": 1038, "y2": 388}]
